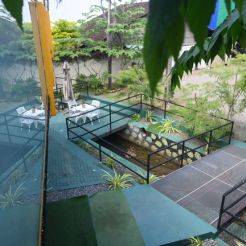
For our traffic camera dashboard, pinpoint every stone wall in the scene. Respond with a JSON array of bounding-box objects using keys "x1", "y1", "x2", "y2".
[{"x1": 121, "y1": 125, "x2": 205, "y2": 166}]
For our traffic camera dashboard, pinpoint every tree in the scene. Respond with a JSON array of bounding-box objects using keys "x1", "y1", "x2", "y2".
[
  {"x1": 144, "y1": 0, "x2": 246, "y2": 96},
  {"x1": 52, "y1": 19, "x2": 86, "y2": 75},
  {"x1": 80, "y1": 1, "x2": 146, "y2": 88},
  {"x1": 205, "y1": 54, "x2": 246, "y2": 119}
]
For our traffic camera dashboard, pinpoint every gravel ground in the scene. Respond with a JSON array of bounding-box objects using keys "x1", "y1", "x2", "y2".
[{"x1": 47, "y1": 183, "x2": 109, "y2": 203}]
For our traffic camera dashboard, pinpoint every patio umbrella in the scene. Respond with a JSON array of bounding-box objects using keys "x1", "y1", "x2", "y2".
[{"x1": 63, "y1": 61, "x2": 75, "y2": 102}]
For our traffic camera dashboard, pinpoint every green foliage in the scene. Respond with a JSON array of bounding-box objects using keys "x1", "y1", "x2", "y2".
[
  {"x1": 52, "y1": 19, "x2": 91, "y2": 62},
  {"x1": 145, "y1": 109, "x2": 155, "y2": 123},
  {"x1": 0, "y1": 183, "x2": 25, "y2": 209},
  {"x1": 74, "y1": 73, "x2": 107, "y2": 94},
  {"x1": 205, "y1": 54, "x2": 246, "y2": 119},
  {"x1": 0, "y1": 23, "x2": 36, "y2": 64},
  {"x1": 115, "y1": 66, "x2": 161, "y2": 100},
  {"x1": 137, "y1": 169, "x2": 159, "y2": 184},
  {"x1": 11, "y1": 77, "x2": 39, "y2": 100},
  {"x1": 157, "y1": 119, "x2": 180, "y2": 134},
  {"x1": 81, "y1": 1, "x2": 146, "y2": 61},
  {"x1": 189, "y1": 237, "x2": 203, "y2": 246},
  {"x1": 103, "y1": 156, "x2": 116, "y2": 169},
  {"x1": 144, "y1": 0, "x2": 246, "y2": 95},
  {"x1": 103, "y1": 170, "x2": 133, "y2": 190},
  {"x1": 131, "y1": 113, "x2": 141, "y2": 122},
  {"x1": 1, "y1": 0, "x2": 23, "y2": 29}
]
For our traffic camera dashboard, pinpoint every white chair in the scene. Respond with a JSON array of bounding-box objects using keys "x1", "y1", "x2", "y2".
[
  {"x1": 91, "y1": 100, "x2": 100, "y2": 108},
  {"x1": 67, "y1": 100, "x2": 77, "y2": 112},
  {"x1": 86, "y1": 109, "x2": 100, "y2": 125},
  {"x1": 68, "y1": 110, "x2": 86, "y2": 124},
  {"x1": 16, "y1": 107, "x2": 33, "y2": 132},
  {"x1": 35, "y1": 115, "x2": 45, "y2": 128}
]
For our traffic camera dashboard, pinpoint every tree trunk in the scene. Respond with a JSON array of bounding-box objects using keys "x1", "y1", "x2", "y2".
[
  {"x1": 164, "y1": 57, "x2": 173, "y2": 98},
  {"x1": 107, "y1": 0, "x2": 112, "y2": 89}
]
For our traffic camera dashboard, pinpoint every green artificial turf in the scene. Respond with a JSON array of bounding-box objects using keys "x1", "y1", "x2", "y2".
[
  {"x1": 46, "y1": 196, "x2": 97, "y2": 246},
  {"x1": 89, "y1": 190, "x2": 144, "y2": 246}
]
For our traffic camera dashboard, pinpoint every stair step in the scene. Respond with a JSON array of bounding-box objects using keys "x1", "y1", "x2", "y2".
[
  {"x1": 89, "y1": 189, "x2": 144, "y2": 246},
  {"x1": 46, "y1": 195, "x2": 97, "y2": 246},
  {"x1": 123, "y1": 185, "x2": 217, "y2": 246}
]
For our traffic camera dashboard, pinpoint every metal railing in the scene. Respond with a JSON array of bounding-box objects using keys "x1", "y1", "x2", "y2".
[
  {"x1": 217, "y1": 178, "x2": 246, "y2": 244},
  {"x1": 66, "y1": 94, "x2": 234, "y2": 183}
]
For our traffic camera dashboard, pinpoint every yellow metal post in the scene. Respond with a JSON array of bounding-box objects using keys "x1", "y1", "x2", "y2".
[{"x1": 29, "y1": 1, "x2": 56, "y2": 115}]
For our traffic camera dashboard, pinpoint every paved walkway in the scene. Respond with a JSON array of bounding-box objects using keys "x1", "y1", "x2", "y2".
[
  {"x1": 47, "y1": 112, "x2": 110, "y2": 192},
  {"x1": 152, "y1": 143, "x2": 246, "y2": 227}
]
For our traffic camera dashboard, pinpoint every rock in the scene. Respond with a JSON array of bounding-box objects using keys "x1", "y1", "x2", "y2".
[
  {"x1": 162, "y1": 138, "x2": 168, "y2": 146},
  {"x1": 151, "y1": 133, "x2": 156, "y2": 140},
  {"x1": 151, "y1": 145, "x2": 158, "y2": 151},
  {"x1": 156, "y1": 141, "x2": 162, "y2": 147},
  {"x1": 146, "y1": 137, "x2": 152, "y2": 143},
  {"x1": 143, "y1": 142, "x2": 149, "y2": 148},
  {"x1": 132, "y1": 132, "x2": 137, "y2": 138}
]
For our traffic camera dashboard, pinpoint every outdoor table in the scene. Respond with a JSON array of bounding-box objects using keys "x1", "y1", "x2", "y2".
[
  {"x1": 70, "y1": 104, "x2": 96, "y2": 115},
  {"x1": 23, "y1": 109, "x2": 45, "y2": 128}
]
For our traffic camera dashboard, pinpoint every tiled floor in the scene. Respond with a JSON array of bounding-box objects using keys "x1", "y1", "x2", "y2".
[{"x1": 152, "y1": 144, "x2": 246, "y2": 227}]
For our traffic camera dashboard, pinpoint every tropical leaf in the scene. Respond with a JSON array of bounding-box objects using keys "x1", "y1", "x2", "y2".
[{"x1": 2, "y1": 0, "x2": 23, "y2": 29}]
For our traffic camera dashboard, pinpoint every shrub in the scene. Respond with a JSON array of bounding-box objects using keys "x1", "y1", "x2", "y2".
[
  {"x1": 157, "y1": 119, "x2": 180, "y2": 134},
  {"x1": 103, "y1": 170, "x2": 133, "y2": 190},
  {"x1": 131, "y1": 113, "x2": 141, "y2": 122}
]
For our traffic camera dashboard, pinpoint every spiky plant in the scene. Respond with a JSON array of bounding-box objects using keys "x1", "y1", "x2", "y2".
[
  {"x1": 0, "y1": 183, "x2": 25, "y2": 209},
  {"x1": 103, "y1": 170, "x2": 133, "y2": 190},
  {"x1": 103, "y1": 156, "x2": 116, "y2": 169},
  {"x1": 137, "y1": 169, "x2": 159, "y2": 184},
  {"x1": 145, "y1": 109, "x2": 155, "y2": 123},
  {"x1": 158, "y1": 119, "x2": 180, "y2": 134},
  {"x1": 189, "y1": 237, "x2": 203, "y2": 246},
  {"x1": 131, "y1": 113, "x2": 141, "y2": 122}
]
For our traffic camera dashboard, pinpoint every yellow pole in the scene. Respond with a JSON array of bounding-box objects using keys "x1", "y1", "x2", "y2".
[{"x1": 29, "y1": 1, "x2": 56, "y2": 116}]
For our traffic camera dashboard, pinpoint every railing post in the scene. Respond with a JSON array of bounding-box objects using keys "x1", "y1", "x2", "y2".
[
  {"x1": 217, "y1": 195, "x2": 226, "y2": 230},
  {"x1": 180, "y1": 141, "x2": 185, "y2": 167},
  {"x1": 99, "y1": 143, "x2": 102, "y2": 161},
  {"x1": 109, "y1": 104, "x2": 112, "y2": 134},
  {"x1": 228, "y1": 121, "x2": 234, "y2": 144},
  {"x1": 140, "y1": 94, "x2": 143, "y2": 113},
  {"x1": 86, "y1": 81, "x2": 89, "y2": 98},
  {"x1": 4, "y1": 114, "x2": 11, "y2": 143},
  {"x1": 66, "y1": 118, "x2": 70, "y2": 139},
  {"x1": 207, "y1": 130, "x2": 213, "y2": 154},
  {"x1": 60, "y1": 88, "x2": 64, "y2": 110},
  {"x1": 164, "y1": 100, "x2": 167, "y2": 119},
  {"x1": 147, "y1": 154, "x2": 150, "y2": 184}
]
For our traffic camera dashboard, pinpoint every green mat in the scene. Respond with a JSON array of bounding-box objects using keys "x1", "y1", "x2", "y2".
[
  {"x1": 90, "y1": 190, "x2": 144, "y2": 246},
  {"x1": 46, "y1": 196, "x2": 97, "y2": 246}
]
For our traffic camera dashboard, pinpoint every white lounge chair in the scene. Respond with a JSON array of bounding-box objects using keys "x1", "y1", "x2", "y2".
[{"x1": 16, "y1": 107, "x2": 33, "y2": 132}]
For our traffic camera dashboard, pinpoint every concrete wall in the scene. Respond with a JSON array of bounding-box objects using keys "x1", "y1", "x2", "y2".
[{"x1": 121, "y1": 124, "x2": 204, "y2": 166}]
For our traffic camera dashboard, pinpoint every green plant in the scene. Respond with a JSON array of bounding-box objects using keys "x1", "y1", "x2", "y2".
[
  {"x1": 137, "y1": 169, "x2": 159, "y2": 184},
  {"x1": 103, "y1": 170, "x2": 133, "y2": 190},
  {"x1": 103, "y1": 156, "x2": 116, "y2": 169},
  {"x1": 145, "y1": 109, "x2": 155, "y2": 123},
  {"x1": 157, "y1": 119, "x2": 180, "y2": 134},
  {"x1": 131, "y1": 113, "x2": 141, "y2": 122},
  {"x1": 189, "y1": 237, "x2": 203, "y2": 246},
  {"x1": 0, "y1": 183, "x2": 25, "y2": 209}
]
